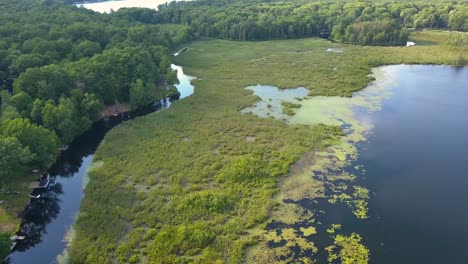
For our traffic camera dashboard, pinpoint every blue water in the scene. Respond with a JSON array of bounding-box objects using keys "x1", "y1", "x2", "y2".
[{"x1": 323, "y1": 65, "x2": 468, "y2": 263}]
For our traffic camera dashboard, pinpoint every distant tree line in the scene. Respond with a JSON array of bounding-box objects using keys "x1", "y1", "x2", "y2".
[
  {"x1": 156, "y1": 0, "x2": 467, "y2": 45},
  {"x1": 0, "y1": 0, "x2": 194, "y2": 193}
]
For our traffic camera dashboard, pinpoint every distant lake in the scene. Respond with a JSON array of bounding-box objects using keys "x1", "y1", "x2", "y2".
[{"x1": 77, "y1": 0, "x2": 180, "y2": 13}]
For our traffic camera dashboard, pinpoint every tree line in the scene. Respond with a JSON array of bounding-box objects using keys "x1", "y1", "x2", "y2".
[{"x1": 156, "y1": 0, "x2": 466, "y2": 45}]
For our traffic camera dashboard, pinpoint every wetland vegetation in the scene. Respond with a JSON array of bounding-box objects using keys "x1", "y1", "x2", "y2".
[
  {"x1": 0, "y1": 0, "x2": 467, "y2": 262},
  {"x1": 70, "y1": 32, "x2": 466, "y2": 263}
]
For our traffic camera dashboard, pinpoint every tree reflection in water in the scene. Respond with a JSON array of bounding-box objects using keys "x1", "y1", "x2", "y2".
[
  {"x1": 10, "y1": 93, "x2": 180, "y2": 253},
  {"x1": 14, "y1": 183, "x2": 63, "y2": 251}
]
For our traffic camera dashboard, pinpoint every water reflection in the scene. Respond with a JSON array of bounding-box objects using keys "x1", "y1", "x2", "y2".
[
  {"x1": 14, "y1": 183, "x2": 63, "y2": 252},
  {"x1": 8, "y1": 92, "x2": 182, "y2": 263}
]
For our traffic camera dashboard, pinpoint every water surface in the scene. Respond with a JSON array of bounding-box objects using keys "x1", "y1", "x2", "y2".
[
  {"x1": 244, "y1": 65, "x2": 468, "y2": 263},
  {"x1": 348, "y1": 65, "x2": 468, "y2": 263},
  {"x1": 77, "y1": 0, "x2": 180, "y2": 13}
]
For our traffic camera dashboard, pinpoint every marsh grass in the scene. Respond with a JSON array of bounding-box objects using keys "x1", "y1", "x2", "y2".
[
  {"x1": 70, "y1": 31, "x2": 467, "y2": 263},
  {"x1": 281, "y1": 101, "x2": 302, "y2": 116}
]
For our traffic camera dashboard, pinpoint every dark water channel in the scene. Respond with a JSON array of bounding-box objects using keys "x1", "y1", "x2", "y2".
[
  {"x1": 7, "y1": 64, "x2": 195, "y2": 264},
  {"x1": 318, "y1": 65, "x2": 468, "y2": 263}
]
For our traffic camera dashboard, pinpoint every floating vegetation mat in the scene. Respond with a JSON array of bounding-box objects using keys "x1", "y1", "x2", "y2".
[{"x1": 243, "y1": 66, "x2": 398, "y2": 263}]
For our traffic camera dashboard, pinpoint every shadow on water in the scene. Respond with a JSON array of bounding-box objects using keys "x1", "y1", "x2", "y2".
[
  {"x1": 7, "y1": 61, "x2": 196, "y2": 263},
  {"x1": 6, "y1": 93, "x2": 180, "y2": 263}
]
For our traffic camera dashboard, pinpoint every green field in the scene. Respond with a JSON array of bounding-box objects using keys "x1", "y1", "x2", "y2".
[{"x1": 67, "y1": 31, "x2": 466, "y2": 263}]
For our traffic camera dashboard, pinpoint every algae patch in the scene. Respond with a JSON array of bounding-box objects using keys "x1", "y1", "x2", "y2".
[
  {"x1": 326, "y1": 233, "x2": 369, "y2": 264},
  {"x1": 244, "y1": 66, "x2": 398, "y2": 263}
]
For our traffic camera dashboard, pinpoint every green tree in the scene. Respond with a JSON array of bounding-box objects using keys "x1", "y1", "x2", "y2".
[
  {"x1": 10, "y1": 91, "x2": 33, "y2": 118},
  {"x1": 166, "y1": 69, "x2": 178, "y2": 85},
  {"x1": 0, "y1": 135, "x2": 32, "y2": 192},
  {"x1": 42, "y1": 98, "x2": 82, "y2": 143},
  {"x1": 159, "y1": 55, "x2": 171, "y2": 74},
  {"x1": 9, "y1": 53, "x2": 51, "y2": 76},
  {"x1": 1, "y1": 118, "x2": 59, "y2": 169},
  {"x1": 81, "y1": 93, "x2": 103, "y2": 121},
  {"x1": 13, "y1": 64, "x2": 73, "y2": 101},
  {"x1": 72, "y1": 40, "x2": 102, "y2": 60},
  {"x1": 30, "y1": 98, "x2": 45, "y2": 124},
  {"x1": 448, "y1": 7, "x2": 467, "y2": 30},
  {"x1": 130, "y1": 79, "x2": 151, "y2": 108}
]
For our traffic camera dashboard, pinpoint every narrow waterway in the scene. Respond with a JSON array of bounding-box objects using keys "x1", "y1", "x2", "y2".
[{"x1": 7, "y1": 64, "x2": 195, "y2": 264}]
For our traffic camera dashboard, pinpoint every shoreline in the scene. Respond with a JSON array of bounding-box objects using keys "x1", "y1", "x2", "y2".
[
  {"x1": 5, "y1": 62, "x2": 192, "y2": 262},
  {"x1": 0, "y1": 88, "x2": 179, "y2": 239}
]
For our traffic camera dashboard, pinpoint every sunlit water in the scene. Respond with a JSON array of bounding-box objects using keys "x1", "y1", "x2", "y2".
[{"x1": 77, "y1": 0, "x2": 181, "y2": 13}]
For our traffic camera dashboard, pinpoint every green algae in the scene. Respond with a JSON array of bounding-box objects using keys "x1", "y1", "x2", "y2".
[
  {"x1": 328, "y1": 185, "x2": 370, "y2": 219},
  {"x1": 245, "y1": 66, "x2": 398, "y2": 263},
  {"x1": 327, "y1": 224, "x2": 342, "y2": 235},
  {"x1": 300, "y1": 226, "x2": 317, "y2": 237},
  {"x1": 350, "y1": 186, "x2": 370, "y2": 219},
  {"x1": 245, "y1": 66, "x2": 396, "y2": 127},
  {"x1": 273, "y1": 202, "x2": 314, "y2": 225},
  {"x1": 259, "y1": 227, "x2": 318, "y2": 263},
  {"x1": 326, "y1": 233, "x2": 369, "y2": 264}
]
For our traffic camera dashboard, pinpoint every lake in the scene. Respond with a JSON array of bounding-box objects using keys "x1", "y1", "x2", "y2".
[
  {"x1": 77, "y1": 0, "x2": 180, "y2": 13},
  {"x1": 347, "y1": 65, "x2": 468, "y2": 263},
  {"x1": 244, "y1": 65, "x2": 468, "y2": 263}
]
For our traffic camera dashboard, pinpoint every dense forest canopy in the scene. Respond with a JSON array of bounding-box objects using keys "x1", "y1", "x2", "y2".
[
  {"x1": 0, "y1": 0, "x2": 194, "y2": 195},
  {"x1": 157, "y1": 0, "x2": 467, "y2": 44}
]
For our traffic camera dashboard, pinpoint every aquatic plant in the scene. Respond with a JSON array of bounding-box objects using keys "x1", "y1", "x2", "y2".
[{"x1": 326, "y1": 233, "x2": 369, "y2": 264}]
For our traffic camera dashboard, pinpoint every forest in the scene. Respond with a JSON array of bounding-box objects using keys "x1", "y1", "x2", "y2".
[
  {"x1": 157, "y1": 0, "x2": 467, "y2": 44},
  {"x1": 0, "y1": 0, "x2": 194, "y2": 256},
  {"x1": 0, "y1": 0, "x2": 193, "y2": 190},
  {"x1": 0, "y1": 0, "x2": 467, "y2": 262}
]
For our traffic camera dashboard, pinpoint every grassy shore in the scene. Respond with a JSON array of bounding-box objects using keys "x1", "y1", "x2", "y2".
[{"x1": 64, "y1": 31, "x2": 465, "y2": 263}]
